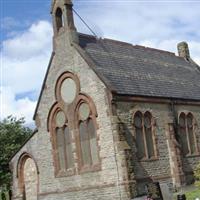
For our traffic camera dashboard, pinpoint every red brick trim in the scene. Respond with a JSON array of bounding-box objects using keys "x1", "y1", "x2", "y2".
[{"x1": 74, "y1": 93, "x2": 101, "y2": 173}]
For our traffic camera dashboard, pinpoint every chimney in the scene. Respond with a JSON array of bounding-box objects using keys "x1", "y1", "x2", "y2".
[{"x1": 177, "y1": 41, "x2": 190, "y2": 60}]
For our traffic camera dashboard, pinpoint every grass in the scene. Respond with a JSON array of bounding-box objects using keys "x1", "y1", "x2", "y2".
[
  {"x1": 174, "y1": 186, "x2": 200, "y2": 200},
  {"x1": 185, "y1": 189, "x2": 200, "y2": 200}
]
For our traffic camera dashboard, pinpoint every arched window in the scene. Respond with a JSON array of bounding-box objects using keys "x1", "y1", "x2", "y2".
[
  {"x1": 48, "y1": 72, "x2": 100, "y2": 174},
  {"x1": 179, "y1": 112, "x2": 198, "y2": 155},
  {"x1": 77, "y1": 100, "x2": 99, "y2": 169},
  {"x1": 55, "y1": 7, "x2": 64, "y2": 31},
  {"x1": 134, "y1": 111, "x2": 156, "y2": 159},
  {"x1": 53, "y1": 109, "x2": 74, "y2": 171}
]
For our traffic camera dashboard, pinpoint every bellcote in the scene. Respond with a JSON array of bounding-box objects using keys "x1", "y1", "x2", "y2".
[{"x1": 51, "y1": 0, "x2": 78, "y2": 44}]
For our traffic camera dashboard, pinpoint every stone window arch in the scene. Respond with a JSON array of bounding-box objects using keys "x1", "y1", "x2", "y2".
[
  {"x1": 48, "y1": 72, "x2": 100, "y2": 175},
  {"x1": 17, "y1": 153, "x2": 39, "y2": 200},
  {"x1": 75, "y1": 94, "x2": 100, "y2": 172},
  {"x1": 55, "y1": 7, "x2": 64, "y2": 31},
  {"x1": 51, "y1": 107, "x2": 74, "y2": 173},
  {"x1": 48, "y1": 72, "x2": 80, "y2": 176},
  {"x1": 133, "y1": 111, "x2": 157, "y2": 160},
  {"x1": 178, "y1": 112, "x2": 199, "y2": 156}
]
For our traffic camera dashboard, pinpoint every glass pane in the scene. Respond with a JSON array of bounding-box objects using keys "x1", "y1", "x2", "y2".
[
  {"x1": 80, "y1": 122, "x2": 89, "y2": 141},
  {"x1": 188, "y1": 127, "x2": 195, "y2": 154},
  {"x1": 144, "y1": 113, "x2": 151, "y2": 128},
  {"x1": 61, "y1": 78, "x2": 77, "y2": 103},
  {"x1": 64, "y1": 127, "x2": 74, "y2": 168},
  {"x1": 187, "y1": 114, "x2": 193, "y2": 128},
  {"x1": 88, "y1": 119, "x2": 99, "y2": 164},
  {"x1": 136, "y1": 128, "x2": 145, "y2": 159},
  {"x1": 134, "y1": 112, "x2": 142, "y2": 128},
  {"x1": 79, "y1": 103, "x2": 90, "y2": 121},
  {"x1": 56, "y1": 111, "x2": 65, "y2": 127},
  {"x1": 179, "y1": 113, "x2": 186, "y2": 128},
  {"x1": 79, "y1": 122, "x2": 91, "y2": 166},
  {"x1": 180, "y1": 127, "x2": 189, "y2": 155},
  {"x1": 56, "y1": 128, "x2": 65, "y2": 170},
  {"x1": 145, "y1": 127, "x2": 155, "y2": 158},
  {"x1": 88, "y1": 118, "x2": 96, "y2": 139}
]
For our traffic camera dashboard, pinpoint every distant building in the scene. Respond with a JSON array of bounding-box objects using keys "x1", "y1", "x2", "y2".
[{"x1": 10, "y1": 0, "x2": 200, "y2": 199}]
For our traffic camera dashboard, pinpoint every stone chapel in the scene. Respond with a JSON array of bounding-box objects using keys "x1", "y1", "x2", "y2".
[{"x1": 10, "y1": 0, "x2": 200, "y2": 199}]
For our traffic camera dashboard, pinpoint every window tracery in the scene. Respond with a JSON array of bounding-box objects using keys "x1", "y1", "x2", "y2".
[
  {"x1": 133, "y1": 111, "x2": 157, "y2": 160},
  {"x1": 77, "y1": 101, "x2": 99, "y2": 168},
  {"x1": 178, "y1": 112, "x2": 198, "y2": 156},
  {"x1": 48, "y1": 72, "x2": 100, "y2": 176}
]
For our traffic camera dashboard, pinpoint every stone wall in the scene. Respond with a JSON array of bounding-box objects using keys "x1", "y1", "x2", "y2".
[
  {"x1": 176, "y1": 105, "x2": 200, "y2": 185},
  {"x1": 115, "y1": 101, "x2": 200, "y2": 197}
]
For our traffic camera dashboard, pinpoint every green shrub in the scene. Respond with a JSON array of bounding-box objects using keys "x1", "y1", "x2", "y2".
[{"x1": 194, "y1": 163, "x2": 200, "y2": 189}]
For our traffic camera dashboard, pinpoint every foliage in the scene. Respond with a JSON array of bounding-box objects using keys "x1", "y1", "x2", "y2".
[
  {"x1": 185, "y1": 189, "x2": 200, "y2": 200},
  {"x1": 194, "y1": 162, "x2": 200, "y2": 189},
  {"x1": 0, "y1": 116, "x2": 32, "y2": 190}
]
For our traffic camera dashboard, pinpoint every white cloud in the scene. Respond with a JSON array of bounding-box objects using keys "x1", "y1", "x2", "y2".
[
  {"x1": 1, "y1": 20, "x2": 53, "y2": 126},
  {"x1": 0, "y1": 86, "x2": 36, "y2": 125},
  {"x1": 139, "y1": 39, "x2": 200, "y2": 66},
  {"x1": 75, "y1": 2, "x2": 200, "y2": 64}
]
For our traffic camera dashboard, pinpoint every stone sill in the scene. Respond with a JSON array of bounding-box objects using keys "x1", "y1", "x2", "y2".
[
  {"x1": 139, "y1": 157, "x2": 159, "y2": 162},
  {"x1": 184, "y1": 153, "x2": 200, "y2": 158}
]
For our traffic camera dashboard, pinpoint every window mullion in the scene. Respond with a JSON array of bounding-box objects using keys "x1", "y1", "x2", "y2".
[
  {"x1": 63, "y1": 125, "x2": 68, "y2": 170},
  {"x1": 87, "y1": 119, "x2": 93, "y2": 165},
  {"x1": 186, "y1": 118, "x2": 191, "y2": 155},
  {"x1": 151, "y1": 122, "x2": 157, "y2": 158},
  {"x1": 142, "y1": 117, "x2": 148, "y2": 159},
  {"x1": 192, "y1": 122, "x2": 198, "y2": 154}
]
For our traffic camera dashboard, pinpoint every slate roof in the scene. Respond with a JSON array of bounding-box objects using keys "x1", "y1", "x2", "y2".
[{"x1": 78, "y1": 33, "x2": 200, "y2": 101}]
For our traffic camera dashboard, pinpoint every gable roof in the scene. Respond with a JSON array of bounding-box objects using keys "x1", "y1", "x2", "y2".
[{"x1": 78, "y1": 33, "x2": 200, "y2": 101}]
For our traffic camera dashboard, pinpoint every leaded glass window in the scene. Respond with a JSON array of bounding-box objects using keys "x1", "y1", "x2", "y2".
[
  {"x1": 54, "y1": 110, "x2": 74, "y2": 171},
  {"x1": 134, "y1": 111, "x2": 156, "y2": 159},
  {"x1": 78, "y1": 103, "x2": 99, "y2": 167},
  {"x1": 179, "y1": 112, "x2": 197, "y2": 155}
]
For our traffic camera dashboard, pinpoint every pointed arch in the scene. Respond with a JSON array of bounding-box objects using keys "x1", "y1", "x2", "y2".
[
  {"x1": 133, "y1": 110, "x2": 158, "y2": 160},
  {"x1": 48, "y1": 102, "x2": 74, "y2": 175},
  {"x1": 17, "y1": 152, "x2": 39, "y2": 198},
  {"x1": 55, "y1": 7, "x2": 64, "y2": 31},
  {"x1": 178, "y1": 112, "x2": 199, "y2": 155},
  {"x1": 74, "y1": 93, "x2": 100, "y2": 172}
]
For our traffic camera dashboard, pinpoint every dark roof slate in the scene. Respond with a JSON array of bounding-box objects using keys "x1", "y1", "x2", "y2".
[{"x1": 78, "y1": 33, "x2": 200, "y2": 101}]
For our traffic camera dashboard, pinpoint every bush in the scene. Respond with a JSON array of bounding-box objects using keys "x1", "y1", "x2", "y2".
[{"x1": 194, "y1": 163, "x2": 200, "y2": 189}]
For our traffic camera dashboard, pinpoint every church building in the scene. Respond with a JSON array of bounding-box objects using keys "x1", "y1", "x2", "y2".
[{"x1": 10, "y1": 0, "x2": 200, "y2": 199}]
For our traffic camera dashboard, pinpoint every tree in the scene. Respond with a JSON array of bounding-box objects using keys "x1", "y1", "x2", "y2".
[
  {"x1": 194, "y1": 163, "x2": 200, "y2": 188},
  {"x1": 0, "y1": 116, "x2": 32, "y2": 190}
]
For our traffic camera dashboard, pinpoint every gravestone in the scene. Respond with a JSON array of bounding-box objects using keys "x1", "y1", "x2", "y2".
[{"x1": 160, "y1": 183, "x2": 173, "y2": 200}]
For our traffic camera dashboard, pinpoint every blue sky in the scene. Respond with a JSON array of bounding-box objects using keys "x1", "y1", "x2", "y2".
[{"x1": 1, "y1": 0, "x2": 200, "y2": 127}]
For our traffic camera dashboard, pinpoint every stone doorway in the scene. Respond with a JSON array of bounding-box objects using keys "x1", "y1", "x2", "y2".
[{"x1": 23, "y1": 158, "x2": 38, "y2": 200}]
